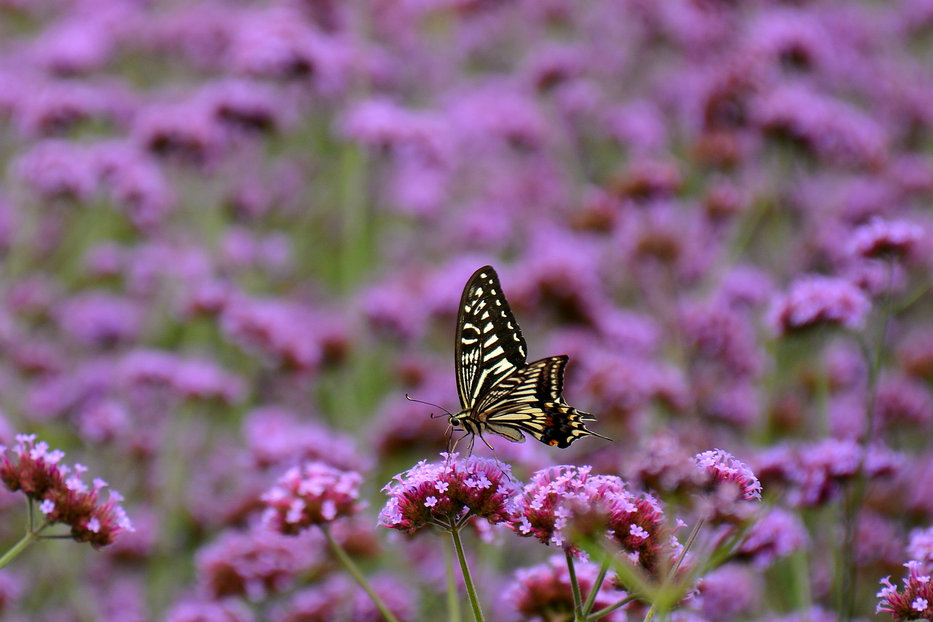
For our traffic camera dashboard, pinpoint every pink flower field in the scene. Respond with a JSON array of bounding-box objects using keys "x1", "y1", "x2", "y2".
[{"x1": 0, "y1": 1, "x2": 932, "y2": 620}]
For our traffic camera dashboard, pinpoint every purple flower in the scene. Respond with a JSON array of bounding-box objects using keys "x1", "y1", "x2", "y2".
[
  {"x1": 165, "y1": 598, "x2": 255, "y2": 622},
  {"x1": 696, "y1": 563, "x2": 762, "y2": 622},
  {"x1": 0, "y1": 434, "x2": 133, "y2": 548},
  {"x1": 694, "y1": 449, "x2": 762, "y2": 501},
  {"x1": 270, "y1": 574, "x2": 416, "y2": 622},
  {"x1": 14, "y1": 80, "x2": 134, "y2": 138},
  {"x1": 243, "y1": 406, "x2": 365, "y2": 472},
  {"x1": 379, "y1": 454, "x2": 519, "y2": 534},
  {"x1": 12, "y1": 139, "x2": 98, "y2": 201},
  {"x1": 768, "y1": 275, "x2": 871, "y2": 335},
  {"x1": 908, "y1": 527, "x2": 933, "y2": 565},
  {"x1": 877, "y1": 560, "x2": 933, "y2": 620},
  {"x1": 737, "y1": 508, "x2": 809, "y2": 569},
  {"x1": 199, "y1": 79, "x2": 293, "y2": 134},
  {"x1": 261, "y1": 462, "x2": 364, "y2": 534},
  {"x1": 56, "y1": 292, "x2": 143, "y2": 348},
  {"x1": 509, "y1": 465, "x2": 674, "y2": 573},
  {"x1": 850, "y1": 217, "x2": 925, "y2": 263},
  {"x1": 29, "y1": 17, "x2": 114, "y2": 76},
  {"x1": 133, "y1": 100, "x2": 225, "y2": 166},
  {"x1": 756, "y1": 439, "x2": 902, "y2": 507},
  {"x1": 505, "y1": 555, "x2": 630, "y2": 621},
  {"x1": 220, "y1": 298, "x2": 323, "y2": 371},
  {"x1": 752, "y1": 84, "x2": 888, "y2": 169},
  {"x1": 93, "y1": 141, "x2": 175, "y2": 230},
  {"x1": 195, "y1": 523, "x2": 324, "y2": 600}
]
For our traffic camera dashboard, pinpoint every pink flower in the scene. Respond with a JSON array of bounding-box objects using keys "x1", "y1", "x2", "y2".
[
  {"x1": 505, "y1": 556, "x2": 630, "y2": 621},
  {"x1": 379, "y1": 454, "x2": 519, "y2": 534},
  {"x1": 768, "y1": 276, "x2": 870, "y2": 335},
  {"x1": 0, "y1": 435, "x2": 133, "y2": 548},
  {"x1": 877, "y1": 560, "x2": 933, "y2": 620},
  {"x1": 850, "y1": 217, "x2": 924, "y2": 263},
  {"x1": 694, "y1": 449, "x2": 762, "y2": 501},
  {"x1": 509, "y1": 465, "x2": 674, "y2": 573},
  {"x1": 261, "y1": 462, "x2": 364, "y2": 534}
]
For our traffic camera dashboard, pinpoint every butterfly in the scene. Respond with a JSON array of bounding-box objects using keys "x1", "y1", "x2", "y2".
[{"x1": 446, "y1": 265, "x2": 608, "y2": 451}]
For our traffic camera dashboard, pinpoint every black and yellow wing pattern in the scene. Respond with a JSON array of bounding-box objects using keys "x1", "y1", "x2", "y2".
[{"x1": 452, "y1": 265, "x2": 607, "y2": 448}]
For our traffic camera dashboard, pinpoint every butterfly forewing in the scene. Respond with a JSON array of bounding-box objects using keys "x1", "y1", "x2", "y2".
[{"x1": 455, "y1": 266, "x2": 528, "y2": 410}]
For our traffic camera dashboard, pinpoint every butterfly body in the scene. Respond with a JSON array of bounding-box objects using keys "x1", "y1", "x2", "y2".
[{"x1": 451, "y1": 266, "x2": 607, "y2": 449}]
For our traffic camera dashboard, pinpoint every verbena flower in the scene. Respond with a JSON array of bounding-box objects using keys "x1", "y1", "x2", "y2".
[
  {"x1": 0, "y1": 434, "x2": 133, "y2": 548},
  {"x1": 850, "y1": 217, "x2": 924, "y2": 263},
  {"x1": 195, "y1": 523, "x2": 324, "y2": 601},
  {"x1": 908, "y1": 527, "x2": 933, "y2": 565},
  {"x1": 696, "y1": 563, "x2": 762, "y2": 622},
  {"x1": 768, "y1": 275, "x2": 871, "y2": 335},
  {"x1": 505, "y1": 555, "x2": 630, "y2": 621},
  {"x1": 378, "y1": 453, "x2": 519, "y2": 534},
  {"x1": 757, "y1": 439, "x2": 902, "y2": 507},
  {"x1": 736, "y1": 508, "x2": 809, "y2": 569},
  {"x1": 694, "y1": 449, "x2": 762, "y2": 501},
  {"x1": 261, "y1": 462, "x2": 364, "y2": 534},
  {"x1": 877, "y1": 560, "x2": 933, "y2": 620},
  {"x1": 509, "y1": 465, "x2": 673, "y2": 573},
  {"x1": 165, "y1": 598, "x2": 255, "y2": 622},
  {"x1": 270, "y1": 574, "x2": 416, "y2": 622}
]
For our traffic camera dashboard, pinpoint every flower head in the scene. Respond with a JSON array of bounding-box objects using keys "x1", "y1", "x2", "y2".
[
  {"x1": 0, "y1": 434, "x2": 133, "y2": 548},
  {"x1": 378, "y1": 453, "x2": 519, "y2": 534},
  {"x1": 736, "y1": 508, "x2": 809, "y2": 569},
  {"x1": 509, "y1": 465, "x2": 674, "y2": 573},
  {"x1": 505, "y1": 556, "x2": 630, "y2": 621},
  {"x1": 877, "y1": 560, "x2": 933, "y2": 620},
  {"x1": 694, "y1": 449, "x2": 762, "y2": 501},
  {"x1": 850, "y1": 217, "x2": 924, "y2": 263},
  {"x1": 768, "y1": 275, "x2": 870, "y2": 335},
  {"x1": 261, "y1": 462, "x2": 363, "y2": 534}
]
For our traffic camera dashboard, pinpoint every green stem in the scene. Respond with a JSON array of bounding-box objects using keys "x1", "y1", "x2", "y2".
[
  {"x1": 450, "y1": 523, "x2": 486, "y2": 622},
  {"x1": 445, "y1": 538, "x2": 462, "y2": 622},
  {"x1": 321, "y1": 526, "x2": 401, "y2": 622},
  {"x1": 0, "y1": 521, "x2": 48, "y2": 571},
  {"x1": 841, "y1": 261, "x2": 893, "y2": 621},
  {"x1": 581, "y1": 554, "x2": 611, "y2": 617},
  {"x1": 588, "y1": 595, "x2": 638, "y2": 621},
  {"x1": 565, "y1": 548, "x2": 584, "y2": 621}
]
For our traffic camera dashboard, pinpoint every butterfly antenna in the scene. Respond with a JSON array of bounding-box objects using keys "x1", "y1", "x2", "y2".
[{"x1": 405, "y1": 394, "x2": 454, "y2": 419}]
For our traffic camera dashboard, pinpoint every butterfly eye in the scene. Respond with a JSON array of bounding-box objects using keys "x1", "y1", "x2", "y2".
[{"x1": 451, "y1": 418, "x2": 461, "y2": 427}]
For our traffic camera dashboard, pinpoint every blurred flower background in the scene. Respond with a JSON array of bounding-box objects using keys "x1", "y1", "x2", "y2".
[{"x1": 0, "y1": 0, "x2": 932, "y2": 620}]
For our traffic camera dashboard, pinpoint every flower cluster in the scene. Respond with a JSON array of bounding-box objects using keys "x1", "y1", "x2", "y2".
[
  {"x1": 0, "y1": 435, "x2": 132, "y2": 548},
  {"x1": 505, "y1": 555, "x2": 630, "y2": 621},
  {"x1": 877, "y1": 560, "x2": 933, "y2": 621},
  {"x1": 378, "y1": 454, "x2": 519, "y2": 533},
  {"x1": 509, "y1": 465, "x2": 673, "y2": 573},
  {"x1": 768, "y1": 276, "x2": 870, "y2": 336},
  {"x1": 261, "y1": 462, "x2": 363, "y2": 534}
]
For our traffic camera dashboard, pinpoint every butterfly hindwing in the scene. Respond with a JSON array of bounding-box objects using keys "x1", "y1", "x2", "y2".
[
  {"x1": 455, "y1": 266, "x2": 528, "y2": 410},
  {"x1": 480, "y1": 356, "x2": 601, "y2": 448}
]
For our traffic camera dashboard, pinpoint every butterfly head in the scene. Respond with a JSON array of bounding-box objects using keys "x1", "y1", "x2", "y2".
[{"x1": 448, "y1": 409, "x2": 475, "y2": 433}]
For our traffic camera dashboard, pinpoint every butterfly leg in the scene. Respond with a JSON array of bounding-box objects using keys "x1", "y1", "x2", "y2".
[
  {"x1": 477, "y1": 431, "x2": 513, "y2": 482},
  {"x1": 448, "y1": 430, "x2": 470, "y2": 456}
]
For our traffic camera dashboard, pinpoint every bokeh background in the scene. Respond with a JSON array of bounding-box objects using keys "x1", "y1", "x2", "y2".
[{"x1": 1, "y1": 0, "x2": 933, "y2": 620}]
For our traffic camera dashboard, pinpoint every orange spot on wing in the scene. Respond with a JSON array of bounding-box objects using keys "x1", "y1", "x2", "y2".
[{"x1": 549, "y1": 440, "x2": 558, "y2": 446}]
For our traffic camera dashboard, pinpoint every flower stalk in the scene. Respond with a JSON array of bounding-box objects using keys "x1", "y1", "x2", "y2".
[
  {"x1": 321, "y1": 525, "x2": 401, "y2": 622},
  {"x1": 450, "y1": 520, "x2": 485, "y2": 622}
]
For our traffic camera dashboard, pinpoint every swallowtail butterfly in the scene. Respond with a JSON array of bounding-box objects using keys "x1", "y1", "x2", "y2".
[{"x1": 448, "y1": 265, "x2": 608, "y2": 449}]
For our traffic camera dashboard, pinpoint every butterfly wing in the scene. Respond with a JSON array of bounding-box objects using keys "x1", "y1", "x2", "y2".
[
  {"x1": 455, "y1": 266, "x2": 528, "y2": 410},
  {"x1": 478, "y1": 356, "x2": 605, "y2": 448}
]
